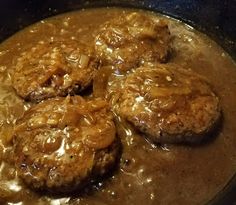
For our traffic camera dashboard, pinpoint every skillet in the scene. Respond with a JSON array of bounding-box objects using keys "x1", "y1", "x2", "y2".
[{"x1": 0, "y1": 0, "x2": 235, "y2": 204}]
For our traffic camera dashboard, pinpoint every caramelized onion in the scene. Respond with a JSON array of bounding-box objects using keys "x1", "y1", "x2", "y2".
[
  {"x1": 82, "y1": 121, "x2": 116, "y2": 149},
  {"x1": 93, "y1": 66, "x2": 113, "y2": 98},
  {"x1": 0, "y1": 124, "x2": 14, "y2": 146},
  {"x1": 79, "y1": 54, "x2": 90, "y2": 69},
  {"x1": 148, "y1": 87, "x2": 192, "y2": 98}
]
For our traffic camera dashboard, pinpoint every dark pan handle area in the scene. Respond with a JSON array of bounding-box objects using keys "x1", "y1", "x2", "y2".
[{"x1": 0, "y1": 0, "x2": 236, "y2": 204}]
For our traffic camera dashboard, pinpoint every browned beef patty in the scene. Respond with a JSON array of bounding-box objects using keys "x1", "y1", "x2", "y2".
[
  {"x1": 95, "y1": 12, "x2": 171, "y2": 72},
  {"x1": 13, "y1": 96, "x2": 120, "y2": 193},
  {"x1": 114, "y1": 64, "x2": 221, "y2": 144},
  {"x1": 12, "y1": 39, "x2": 99, "y2": 101}
]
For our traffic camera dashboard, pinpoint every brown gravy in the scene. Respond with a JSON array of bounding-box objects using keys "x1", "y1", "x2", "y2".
[{"x1": 0, "y1": 7, "x2": 236, "y2": 205}]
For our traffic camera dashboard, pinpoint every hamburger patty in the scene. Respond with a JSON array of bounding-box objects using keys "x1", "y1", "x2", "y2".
[
  {"x1": 13, "y1": 96, "x2": 120, "y2": 193},
  {"x1": 12, "y1": 39, "x2": 99, "y2": 101},
  {"x1": 95, "y1": 12, "x2": 171, "y2": 72},
  {"x1": 113, "y1": 64, "x2": 221, "y2": 144}
]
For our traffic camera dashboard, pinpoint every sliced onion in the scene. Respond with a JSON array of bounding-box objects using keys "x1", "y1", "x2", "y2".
[
  {"x1": 82, "y1": 121, "x2": 116, "y2": 149},
  {"x1": 79, "y1": 54, "x2": 90, "y2": 69},
  {"x1": 93, "y1": 66, "x2": 113, "y2": 98}
]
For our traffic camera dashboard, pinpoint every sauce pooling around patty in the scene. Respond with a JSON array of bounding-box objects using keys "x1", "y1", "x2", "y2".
[{"x1": 0, "y1": 7, "x2": 235, "y2": 205}]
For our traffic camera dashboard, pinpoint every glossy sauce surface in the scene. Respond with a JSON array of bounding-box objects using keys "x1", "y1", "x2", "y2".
[{"x1": 0, "y1": 8, "x2": 236, "y2": 205}]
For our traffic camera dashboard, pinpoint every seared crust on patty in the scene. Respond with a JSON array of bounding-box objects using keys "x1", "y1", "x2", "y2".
[
  {"x1": 13, "y1": 96, "x2": 120, "y2": 193},
  {"x1": 113, "y1": 64, "x2": 221, "y2": 144},
  {"x1": 95, "y1": 12, "x2": 171, "y2": 72},
  {"x1": 12, "y1": 40, "x2": 99, "y2": 102}
]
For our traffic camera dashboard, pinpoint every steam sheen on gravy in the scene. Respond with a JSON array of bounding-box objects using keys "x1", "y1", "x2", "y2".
[{"x1": 0, "y1": 8, "x2": 235, "y2": 205}]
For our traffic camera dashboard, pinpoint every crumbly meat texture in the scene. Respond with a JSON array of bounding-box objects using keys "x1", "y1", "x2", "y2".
[
  {"x1": 13, "y1": 96, "x2": 120, "y2": 193},
  {"x1": 95, "y1": 12, "x2": 171, "y2": 72},
  {"x1": 113, "y1": 64, "x2": 221, "y2": 144},
  {"x1": 12, "y1": 40, "x2": 99, "y2": 102}
]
